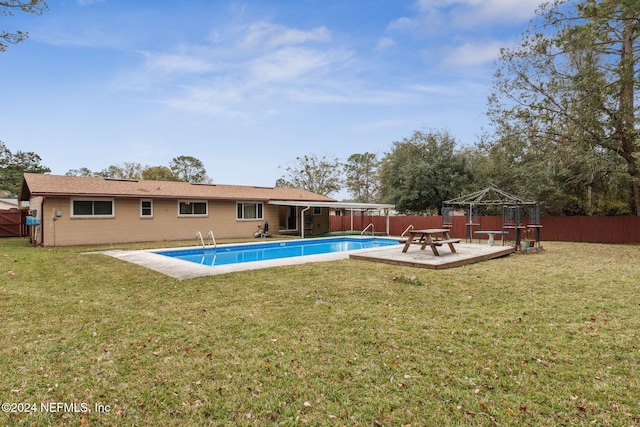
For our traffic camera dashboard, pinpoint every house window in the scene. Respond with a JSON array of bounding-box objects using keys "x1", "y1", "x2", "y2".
[
  {"x1": 140, "y1": 200, "x2": 153, "y2": 218},
  {"x1": 178, "y1": 200, "x2": 208, "y2": 217},
  {"x1": 237, "y1": 202, "x2": 263, "y2": 220},
  {"x1": 313, "y1": 207, "x2": 322, "y2": 215},
  {"x1": 71, "y1": 199, "x2": 114, "y2": 218}
]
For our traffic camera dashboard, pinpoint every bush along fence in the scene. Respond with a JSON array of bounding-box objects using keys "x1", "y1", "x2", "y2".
[{"x1": 329, "y1": 215, "x2": 640, "y2": 245}]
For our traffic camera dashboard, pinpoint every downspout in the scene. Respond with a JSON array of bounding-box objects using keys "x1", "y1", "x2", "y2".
[
  {"x1": 300, "y1": 206, "x2": 311, "y2": 239},
  {"x1": 40, "y1": 196, "x2": 46, "y2": 246}
]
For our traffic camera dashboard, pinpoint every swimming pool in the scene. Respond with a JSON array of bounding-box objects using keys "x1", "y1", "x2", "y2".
[{"x1": 154, "y1": 237, "x2": 400, "y2": 267}]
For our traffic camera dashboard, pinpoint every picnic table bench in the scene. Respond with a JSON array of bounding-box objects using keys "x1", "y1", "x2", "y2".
[
  {"x1": 474, "y1": 230, "x2": 508, "y2": 246},
  {"x1": 400, "y1": 228, "x2": 460, "y2": 256}
]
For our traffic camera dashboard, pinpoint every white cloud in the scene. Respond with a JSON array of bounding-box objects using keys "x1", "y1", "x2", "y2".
[
  {"x1": 240, "y1": 22, "x2": 331, "y2": 49},
  {"x1": 413, "y1": 0, "x2": 545, "y2": 25},
  {"x1": 117, "y1": 15, "x2": 458, "y2": 120},
  {"x1": 451, "y1": 0, "x2": 545, "y2": 28},
  {"x1": 442, "y1": 40, "x2": 505, "y2": 67},
  {"x1": 142, "y1": 51, "x2": 215, "y2": 73},
  {"x1": 387, "y1": 16, "x2": 418, "y2": 32},
  {"x1": 247, "y1": 46, "x2": 350, "y2": 84},
  {"x1": 411, "y1": 83, "x2": 461, "y2": 96},
  {"x1": 284, "y1": 86, "x2": 417, "y2": 105},
  {"x1": 162, "y1": 83, "x2": 247, "y2": 117},
  {"x1": 390, "y1": 0, "x2": 546, "y2": 35},
  {"x1": 384, "y1": 0, "x2": 547, "y2": 69},
  {"x1": 127, "y1": 21, "x2": 357, "y2": 117},
  {"x1": 375, "y1": 37, "x2": 396, "y2": 51}
]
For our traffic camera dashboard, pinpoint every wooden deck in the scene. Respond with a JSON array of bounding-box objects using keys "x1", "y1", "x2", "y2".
[{"x1": 350, "y1": 242, "x2": 516, "y2": 270}]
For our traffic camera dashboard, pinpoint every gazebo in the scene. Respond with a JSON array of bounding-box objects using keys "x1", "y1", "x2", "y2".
[{"x1": 442, "y1": 184, "x2": 541, "y2": 249}]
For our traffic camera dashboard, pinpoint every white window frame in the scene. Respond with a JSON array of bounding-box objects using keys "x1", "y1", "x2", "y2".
[
  {"x1": 236, "y1": 201, "x2": 264, "y2": 220},
  {"x1": 178, "y1": 200, "x2": 208, "y2": 217},
  {"x1": 313, "y1": 206, "x2": 322, "y2": 215},
  {"x1": 140, "y1": 200, "x2": 153, "y2": 218},
  {"x1": 70, "y1": 198, "x2": 115, "y2": 218}
]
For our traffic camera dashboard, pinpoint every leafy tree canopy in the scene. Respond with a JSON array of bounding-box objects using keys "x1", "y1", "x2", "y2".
[
  {"x1": 344, "y1": 152, "x2": 380, "y2": 203},
  {"x1": 169, "y1": 155, "x2": 210, "y2": 183},
  {"x1": 65, "y1": 156, "x2": 210, "y2": 183},
  {"x1": 142, "y1": 166, "x2": 179, "y2": 181},
  {"x1": 488, "y1": 0, "x2": 640, "y2": 214},
  {"x1": 1, "y1": 140, "x2": 50, "y2": 196},
  {"x1": 379, "y1": 130, "x2": 472, "y2": 214},
  {"x1": 94, "y1": 162, "x2": 144, "y2": 180},
  {"x1": 277, "y1": 154, "x2": 342, "y2": 197}
]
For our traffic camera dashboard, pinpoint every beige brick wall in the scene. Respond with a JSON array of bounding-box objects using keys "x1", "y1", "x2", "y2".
[
  {"x1": 38, "y1": 197, "x2": 289, "y2": 246},
  {"x1": 309, "y1": 207, "x2": 330, "y2": 234}
]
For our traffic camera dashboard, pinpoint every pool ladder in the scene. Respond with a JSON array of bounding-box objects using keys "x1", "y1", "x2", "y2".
[{"x1": 196, "y1": 230, "x2": 217, "y2": 250}]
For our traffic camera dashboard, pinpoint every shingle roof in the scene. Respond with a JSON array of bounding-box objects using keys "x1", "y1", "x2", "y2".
[{"x1": 20, "y1": 173, "x2": 336, "y2": 203}]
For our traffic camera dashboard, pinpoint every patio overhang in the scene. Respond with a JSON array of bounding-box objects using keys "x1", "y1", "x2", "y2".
[{"x1": 268, "y1": 200, "x2": 395, "y2": 238}]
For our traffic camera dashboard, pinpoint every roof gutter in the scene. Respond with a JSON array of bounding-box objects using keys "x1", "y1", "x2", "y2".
[{"x1": 27, "y1": 192, "x2": 277, "y2": 203}]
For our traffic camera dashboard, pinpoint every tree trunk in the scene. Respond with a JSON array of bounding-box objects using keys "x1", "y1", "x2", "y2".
[{"x1": 618, "y1": 17, "x2": 640, "y2": 214}]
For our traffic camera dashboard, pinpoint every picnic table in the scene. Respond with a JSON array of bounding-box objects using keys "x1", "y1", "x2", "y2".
[
  {"x1": 474, "y1": 230, "x2": 508, "y2": 246},
  {"x1": 401, "y1": 228, "x2": 461, "y2": 256}
]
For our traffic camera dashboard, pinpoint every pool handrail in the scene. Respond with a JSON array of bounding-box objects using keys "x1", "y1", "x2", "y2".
[
  {"x1": 361, "y1": 223, "x2": 374, "y2": 236},
  {"x1": 207, "y1": 230, "x2": 217, "y2": 250},
  {"x1": 401, "y1": 224, "x2": 414, "y2": 238},
  {"x1": 196, "y1": 231, "x2": 205, "y2": 250}
]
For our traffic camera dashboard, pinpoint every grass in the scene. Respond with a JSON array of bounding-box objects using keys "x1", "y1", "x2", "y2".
[{"x1": 1, "y1": 238, "x2": 639, "y2": 426}]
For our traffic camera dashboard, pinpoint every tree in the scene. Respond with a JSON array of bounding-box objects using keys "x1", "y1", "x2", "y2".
[
  {"x1": 278, "y1": 154, "x2": 342, "y2": 197},
  {"x1": 169, "y1": 156, "x2": 210, "y2": 183},
  {"x1": 93, "y1": 165, "x2": 123, "y2": 179},
  {"x1": 142, "y1": 166, "x2": 179, "y2": 181},
  {"x1": 274, "y1": 177, "x2": 294, "y2": 188},
  {"x1": 379, "y1": 130, "x2": 471, "y2": 214},
  {"x1": 65, "y1": 156, "x2": 210, "y2": 182},
  {"x1": 65, "y1": 167, "x2": 94, "y2": 177},
  {"x1": 0, "y1": 140, "x2": 50, "y2": 196},
  {"x1": 94, "y1": 162, "x2": 144, "y2": 180},
  {"x1": 1, "y1": 0, "x2": 48, "y2": 52},
  {"x1": 344, "y1": 152, "x2": 380, "y2": 203},
  {"x1": 471, "y1": 125, "x2": 622, "y2": 215},
  {"x1": 489, "y1": 0, "x2": 640, "y2": 214}
]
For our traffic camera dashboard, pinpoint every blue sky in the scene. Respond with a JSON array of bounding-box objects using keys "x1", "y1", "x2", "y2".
[{"x1": 2, "y1": 0, "x2": 545, "y2": 196}]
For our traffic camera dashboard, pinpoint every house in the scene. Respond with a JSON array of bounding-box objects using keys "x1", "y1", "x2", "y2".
[
  {"x1": 0, "y1": 198, "x2": 22, "y2": 210},
  {"x1": 19, "y1": 173, "x2": 340, "y2": 246}
]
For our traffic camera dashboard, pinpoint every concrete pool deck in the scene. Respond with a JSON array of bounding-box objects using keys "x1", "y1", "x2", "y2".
[
  {"x1": 100, "y1": 244, "x2": 399, "y2": 279},
  {"x1": 99, "y1": 240, "x2": 517, "y2": 279}
]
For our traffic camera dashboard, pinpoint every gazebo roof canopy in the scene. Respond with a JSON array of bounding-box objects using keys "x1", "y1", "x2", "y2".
[{"x1": 444, "y1": 184, "x2": 536, "y2": 206}]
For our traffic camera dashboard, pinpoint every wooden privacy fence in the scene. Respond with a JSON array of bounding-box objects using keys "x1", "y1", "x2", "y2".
[
  {"x1": 0, "y1": 209, "x2": 28, "y2": 238},
  {"x1": 330, "y1": 215, "x2": 640, "y2": 244}
]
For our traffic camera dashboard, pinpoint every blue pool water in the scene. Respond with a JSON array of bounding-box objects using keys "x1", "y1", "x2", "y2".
[{"x1": 155, "y1": 237, "x2": 400, "y2": 267}]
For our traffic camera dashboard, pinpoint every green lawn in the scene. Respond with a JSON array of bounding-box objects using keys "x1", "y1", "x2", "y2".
[{"x1": 1, "y1": 238, "x2": 639, "y2": 426}]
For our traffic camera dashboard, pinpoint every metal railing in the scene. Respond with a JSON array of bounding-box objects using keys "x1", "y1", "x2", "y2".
[
  {"x1": 196, "y1": 231, "x2": 205, "y2": 249},
  {"x1": 401, "y1": 224, "x2": 414, "y2": 238},
  {"x1": 207, "y1": 230, "x2": 217, "y2": 249},
  {"x1": 361, "y1": 223, "x2": 374, "y2": 236},
  {"x1": 197, "y1": 230, "x2": 217, "y2": 250}
]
